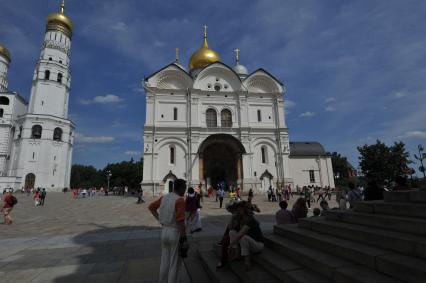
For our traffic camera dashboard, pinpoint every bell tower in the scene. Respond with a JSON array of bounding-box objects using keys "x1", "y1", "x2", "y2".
[
  {"x1": 0, "y1": 45, "x2": 11, "y2": 92},
  {"x1": 28, "y1": 0, "x2": 73, "y2": 119}
]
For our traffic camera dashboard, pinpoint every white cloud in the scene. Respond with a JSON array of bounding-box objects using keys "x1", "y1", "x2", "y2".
[
  {"x1": 299, "y1": 111, "x2": 315, "y2": 118},
  {"x1": 325, "y1": 106, "x2": 335, "y2": 112},
  {"x1": 110, "y1": 22, "x2": 127, "y2": 31},
  {"x1": 285, "y1": 99, "x2": 296, "y2": 109},
  {"x1": 325, "y1": 97, "x2": 336, "y2": 103},
  {"x1": 75, "y1": 133, "x2": 115, "y2": 143},
  {"x1": 397, "y1": 130, "x2": 426, "y2": 139},
  {"x1": 392, "y1": 91, "x2": 407, "y2": 99},
  {"x1": 125, "y1": 150, "x2": 142, "y2": 156},
  {"x1": 111, "y1": 120, "x2": 126, "y2": 128},
  {"x1": 81, "y1": 94, "x2": 123, "y2": 105}
]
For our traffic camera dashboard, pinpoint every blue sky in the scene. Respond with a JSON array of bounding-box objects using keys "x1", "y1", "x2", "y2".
[{"x1": 1, "y1": 0, "x2": 426, "y2": 171}]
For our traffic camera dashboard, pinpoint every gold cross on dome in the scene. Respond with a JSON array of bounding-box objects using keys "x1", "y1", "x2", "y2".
[
  {"x1": 175, "y1": 48, "x2": 179, "y2": 62},
  {"x1": 203, "y1": 25, "x2": 208, "y2": 38},
  {"x1": 234, "y1": 48, "x2": 240, "y2": 63},
  {"x1": 60, "y1": 0, "x2": 65, "y2": 13}
]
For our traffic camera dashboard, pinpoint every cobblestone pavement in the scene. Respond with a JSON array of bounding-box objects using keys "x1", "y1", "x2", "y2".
[{"x1": 0, "y1": 192, "x2": 337, "y2": 283}]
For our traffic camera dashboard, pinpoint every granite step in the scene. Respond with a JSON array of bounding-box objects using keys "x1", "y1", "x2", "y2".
[
  {"x1": 274, "y1": 224, "x2": 426, "y2": 281},
  {"x1": 184, "y1": 250, "x2": 213, "y2": 283},
  {"x1": 211, "y1": 242, "x2": 281, "y2": 283},
  {"x1": 354, "y1": 201, "x2": 426, "y2": 219},
  {"x1": 253, "y1": 247, "x2": 332, "y2": 283},
  {"x1": 299, "y1": 217, "x2": 426, "y2": 260},
  {"x1": 383, "y1": 190, "x2": 426, "y2": 203},
  {"x1": 197, "y1": 250, "x2": 242, "y2": 283},
  {"x1": 264, "y1": 234, "x2": 401, "y2": 283},
  {"x1": 274, "y1": 224, "x2": 392, "y2": 269},
  {"x1": 324, "y1": 209, "x2": 426, "y2": 236}
]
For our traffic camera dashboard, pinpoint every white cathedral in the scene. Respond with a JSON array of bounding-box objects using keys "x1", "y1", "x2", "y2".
[
  {"x1": 0, "y1": 2, "x2": 74, "y2": 191},
  {"x1": 142, "y1": 27, "x2": 335, "y2": 194}
]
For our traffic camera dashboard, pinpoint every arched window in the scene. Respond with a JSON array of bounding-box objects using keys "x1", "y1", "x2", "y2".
[
  {"x1": 0, "y1": 96, "x2": 9, "y2": 105},
  {"x1": 31, "y1": 125, "x2": 42, "y2": 139},
  {"x1": 257, "y1": 110, "x2": 262, "y2": 122},
  {"x1": 0, "y1": 108, "x2": 3, "y2": 118},
  {"x1": 221, "y1": 109, "x2": 232, "y2": 128},
  {"x1": 57, "y1": 73, "x2": 63, "y2": 83},
  {"x1": 261, "y1": 146, "x2": 267, "y2": 164},
  {"x1": 206, "y1": 108, "x2": 217, "y2": 127},
  {"x1": 44, "y1": 70, "x2": 50, "y2": 80},
  {"x1": 53, "y1": 127, "x2": 63, "y2": 141},
  {"x1": 170, "y1": 146, "x2": 175, "y2": 164},
  {"x1": 18, "y1": 126, "x2": 23, "y2": 139},
  {"x1": 173, "y1": 107, "x2": 178, "y2": 121}
]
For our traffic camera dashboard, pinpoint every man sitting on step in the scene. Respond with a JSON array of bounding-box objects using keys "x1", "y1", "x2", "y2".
[{"x1": 228, "y1": 201, "x2": 264, "y2": 269}]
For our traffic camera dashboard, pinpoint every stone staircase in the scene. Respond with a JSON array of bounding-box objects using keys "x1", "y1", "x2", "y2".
[{"x1": 190, "y1": 190, "x2": 426, "y2": 283}]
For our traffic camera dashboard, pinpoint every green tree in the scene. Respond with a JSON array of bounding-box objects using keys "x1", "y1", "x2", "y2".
[
  {"x1": 71, "y1": 158, "x2": 143, "y2": 190},
  {"x1": 103, "y1": 158, "x2": 143, "y2": 189},
  {"x1": 70, "y1": 165, "x2": 104, "y2": 188},
  {"x1": 357, "y1": 140, "x2": 410, "y2": 185},
  {"x1": 327, "y1": 152, "x2": 352, "y2": 186}
]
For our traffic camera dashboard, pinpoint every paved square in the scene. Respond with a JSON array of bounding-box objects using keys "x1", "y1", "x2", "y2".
[{"x1": 0, "y1": 192, "x2": 336, "y2": 282}]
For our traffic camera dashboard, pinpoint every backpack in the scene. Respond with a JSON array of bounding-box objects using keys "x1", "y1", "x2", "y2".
[{"x1": 11, "y1": 196, "x2": 18, "y2": 206}]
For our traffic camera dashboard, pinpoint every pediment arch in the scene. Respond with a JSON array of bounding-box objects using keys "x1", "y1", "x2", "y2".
[
  {"x1": 243, "y1": 69, "x2": 283, "y2": 94},
  {"x1": 145, "y1": 63, "x2": 193, "y2": 90},
  {"x1": 193, "y1": 62, "x2": 243, "y2": 92}
]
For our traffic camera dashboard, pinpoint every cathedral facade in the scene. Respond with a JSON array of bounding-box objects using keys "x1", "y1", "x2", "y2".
[
  {"x1": 142, "y1": 28, "x2": 335, "y2": 194},
  {"x1": 0, "y1": 2, "x2": 74, "y2": 191}
]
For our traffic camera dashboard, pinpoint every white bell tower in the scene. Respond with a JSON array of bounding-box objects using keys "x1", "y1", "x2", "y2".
[
  {"x1": 28, "y1": 0, "x2": 72, "y2": 119},
  {"x1": 0, "y1": 45, "x2": 11, "y2": 92},
  {"x1": 5, "y1": 0, "x2": 75, "y2": 191}
]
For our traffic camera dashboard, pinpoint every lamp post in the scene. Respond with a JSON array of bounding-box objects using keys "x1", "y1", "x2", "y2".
[
  {"x1": 106, "y1": 170, "x2": 112, "y2": 196},
  {"x1": 414, "y1": 145, "x2": 426, "y2": 180}
]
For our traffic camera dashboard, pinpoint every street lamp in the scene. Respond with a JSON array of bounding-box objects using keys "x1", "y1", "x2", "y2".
[
  {"x1": 106, "y1": 170, "x2": 112, "y2": 196},
  {"x1": 414, "y1": 145, "x2": 426, "y2": 180}
]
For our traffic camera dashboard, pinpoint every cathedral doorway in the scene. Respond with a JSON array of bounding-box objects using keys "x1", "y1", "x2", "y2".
[
  {"x1": 198, "y1": 134, "x2": 245, "y2": 190},
  {"x1": 162, "y1": 171, "x2": 177, "y2": 194},
  {"x1": 24, "y1": 173, "x2": 36, "y2": 189}
]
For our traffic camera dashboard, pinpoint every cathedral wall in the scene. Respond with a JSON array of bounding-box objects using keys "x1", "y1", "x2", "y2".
[{"x1": 289, "y1": 156, "x2": 335, "y2": 188}]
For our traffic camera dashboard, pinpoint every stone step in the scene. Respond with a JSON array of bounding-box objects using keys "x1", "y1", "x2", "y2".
[
  {"x1": 211, "y1": 242, "x2": 281, "y2": 283},
  {"x1": 324, "y1": 209, "x2": 426, "y2": 236},
  {"x1": 274, "y1": 224, "x2": 391, "y2": 269},
  {"x1": 300, "y1": 217, "x2": 426, "y2": 261},
  {"x1": 384, "y1": 190, "x2": 426, "y2": 203},
  {"x1": 355, "y1": 201, "x2": 426, "y2": 219},
  {"x1": 197, "y1": 250, "x2": 242, "y2": 283},
  {"x1": 253, "y1": 247, "x2": 332, "y2": 283},
  {"x1": 274, "y1": 224, "x2": 426, "y2": 282},
  {"x1": 184, "y1": 251, "x2": 213, "y2": 283},
  {"x1": 264, "y1": 234, "x2": 401, "y2": 283}
]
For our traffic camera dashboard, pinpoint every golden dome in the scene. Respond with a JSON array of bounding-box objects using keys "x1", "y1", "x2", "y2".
[
  {"x1": 46, "y1": 1, "x2": 73, "y2": 38},
  {"x1": 189, "y1": 26, "x2": 221, "y2": 70},
  {"x1": 0, "y1": 44, "x2": 11, "y2": 62}
]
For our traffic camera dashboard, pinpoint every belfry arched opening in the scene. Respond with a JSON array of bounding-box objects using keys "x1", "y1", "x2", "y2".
[{"x1": 198, "y1": 134, "x2": 245, "y2": 190}]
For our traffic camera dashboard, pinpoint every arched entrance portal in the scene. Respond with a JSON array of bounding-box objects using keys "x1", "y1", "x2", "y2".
[
  {"x1": 25, "y1": 173, "x2": 36, "y2": 189},
  {"x1": 162, "y1": 171, "x2": 177, "y2": 194},
  {"x1": 198, "y1": 134, "x2": 246, "y2": 190}
]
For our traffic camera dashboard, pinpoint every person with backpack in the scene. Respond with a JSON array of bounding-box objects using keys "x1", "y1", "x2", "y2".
[
  {"x1": 1, "y1": 189, "x2": 17, "y2": 225},
  {"x1": 347, "y1": 183, "x2": 363, "y2": 209},
  {"x1": 34, "y1": 189, "x2": 41, "y2": 206},
  {"x1": 40, "y1": 189, "x2": 47, "y2": 206}
]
